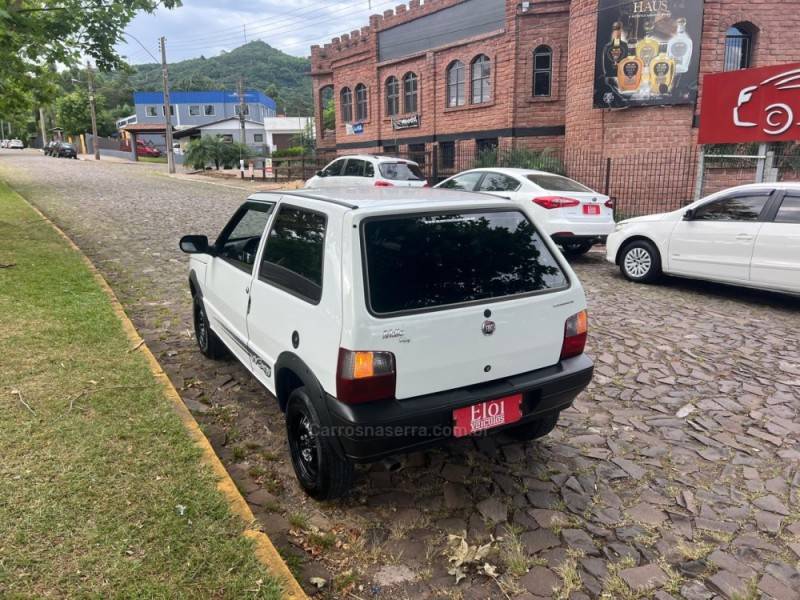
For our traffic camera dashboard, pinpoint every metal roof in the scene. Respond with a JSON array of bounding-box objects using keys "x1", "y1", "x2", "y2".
[{"x1": 133, "y1": 90, "x2": 276, "y2": 110}]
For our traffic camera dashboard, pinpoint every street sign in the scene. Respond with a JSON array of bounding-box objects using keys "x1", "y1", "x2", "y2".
[
  {"x1": 698, "y1": 62, "x2": 800, "y2": 144},
  {"x1": 264, "y1": 158, "x2": 273, "y2": 178}
]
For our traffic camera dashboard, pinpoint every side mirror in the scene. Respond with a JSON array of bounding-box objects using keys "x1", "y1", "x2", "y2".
[
  {"x1": 316, "y1": 170, "x2": 325, "y2": 177},
  {"x1": 179, "y1": 235, "x2": 210, "y2": 254},
  {"x1": 683, "y1": 209, "x2": 695, "y2": 221}
]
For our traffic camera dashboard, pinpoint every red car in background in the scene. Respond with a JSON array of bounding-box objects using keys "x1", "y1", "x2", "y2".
[{"x1": 136, "y1": 140, "x2": 161, "y2": 158}]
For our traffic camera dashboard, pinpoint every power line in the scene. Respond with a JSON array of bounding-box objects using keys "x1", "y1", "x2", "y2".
[{"x1": 167, "y1": 0, "x2": 396, "y2": 52}]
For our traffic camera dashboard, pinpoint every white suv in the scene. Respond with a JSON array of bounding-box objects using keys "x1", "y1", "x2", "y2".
[
  {"x1": 181, "y1": 188, "x2": 593, "y2": 499},
  {"x1": 305, "y1": 154, "x2": 428, "y2": 189},
  {"x1": 436, "y1": 168, "x2": 615, "y2": 255}
]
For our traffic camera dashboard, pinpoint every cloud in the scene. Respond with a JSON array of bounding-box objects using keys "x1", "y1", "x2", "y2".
[{"x1": 118, "y1": 0, "x2": 400, "y2": 64}]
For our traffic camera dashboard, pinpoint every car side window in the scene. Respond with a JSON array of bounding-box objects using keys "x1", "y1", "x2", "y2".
[
  {"x1": 343, "y1": 159, "x2": 364, "y2": 177},
  {"x1": 259, "y1": 205, "x2": 327, "y2": 304},
  {"x1": 323, "y1": 159, "x2": 345, "y2": 177},
  {"x1": 216, "y1": 204, "x2": 275, "y2": 273},
  {"x1": 693, "y1": 194, "x2": 770, "y2": 222},
  {"x1": 439, "y1": 172, "x2": 483, "y2": 191},
  {"x1": 775, "y1": 194, "x2": 800, "y2": 224},
  {"x1": 364, "y1": 161, "x2": 375, "y2": 178},
  {"x1": 478, "y1": 172, "x2": 521, "y2": 193}
]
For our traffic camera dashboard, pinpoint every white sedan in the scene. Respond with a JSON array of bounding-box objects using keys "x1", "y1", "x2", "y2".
[
  {"x1": 435, "y1": 168, "x2": 614, "y2": 255},
  {"x1": 607, "y1": 183, "x2": 800, "y2": 295}
]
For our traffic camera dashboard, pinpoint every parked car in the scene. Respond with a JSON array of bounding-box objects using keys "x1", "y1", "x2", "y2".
[
  {"x1": 305, "y1": 155, "x2": 428, "y2": 189},
  {"x1": 43, "y1": 141, "x2": 58, "y2": 156},
  {"x1": 53, "y1": 142, "x2": 78, "y2": 159},
  {"x1": 435, "y1": 168, "x2": 615, "y2": 256},
  {"x1": 0, "y1": 140, "x2": 8, "y2": 148},
  {"x1": 136, "y1": 140, "x2": 161, "y2": 158},
  {"x1": 8, "y1": 139, "x2": 24, "y2": 150},
  {"x1": 607, "y1": 183, "x2": 800, "y2": 295},
  {"x1": 180, "y1": 188, "x2": 593, "y2": 499}
]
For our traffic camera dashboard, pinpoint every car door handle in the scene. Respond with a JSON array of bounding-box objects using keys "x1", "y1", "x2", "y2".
[
  {"x1": 245, "y1": 286, "x2": 250, "y2": 294},
  {"x1": 736, "y1": 234, "x2": 754, "y2": 241}
]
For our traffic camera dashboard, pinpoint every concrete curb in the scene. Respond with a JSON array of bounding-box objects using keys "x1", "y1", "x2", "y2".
[{"x1": 19, "y1": 192, "x2": 308, "y2": 600}]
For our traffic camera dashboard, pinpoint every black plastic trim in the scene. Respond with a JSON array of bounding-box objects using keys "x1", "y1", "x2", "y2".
[{"x1": 326, "y1": 354, "x2": 593, "y2": 462}]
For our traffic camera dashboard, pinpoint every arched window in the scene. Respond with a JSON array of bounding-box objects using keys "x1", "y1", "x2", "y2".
[
  {"x1": 403, "y1": 72, "x2": 418, "y2": 114},
  {"x1": 533, "y1": 46, "x2": 552, "y2": 97},
  {"x1": 355, "y1": 83, "x2": 368, "y2": 121},
  {"x1": 385, "y1": 77, "x2": 400, "y2": 117},
  {"x1": 724, "y1": 24, "x2": 754, "y2": 71},
  {"x1": 447, "y1": 60, "x2": 465, "y2": 108},
  {"x1": 471, "y1": 55, "x2": 491, "y2": 104},
  {"x1": 340, "y1": 87, "x2": 353, "y2": 123}
]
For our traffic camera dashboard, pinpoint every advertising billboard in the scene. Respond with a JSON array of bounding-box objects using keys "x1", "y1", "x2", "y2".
[
  {"x1": 593, "y1": 0, "x2": 704, "y2": 109},
  {"x1": 698, "y1": 63, "x2": 800, "y2": 144}
]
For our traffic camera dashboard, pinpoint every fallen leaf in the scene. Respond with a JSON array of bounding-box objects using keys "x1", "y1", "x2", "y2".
[{"x1": 309, "y1": 577, "x2": 326, "y2": 589}]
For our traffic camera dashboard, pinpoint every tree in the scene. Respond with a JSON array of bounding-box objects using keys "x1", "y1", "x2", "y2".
[
  {"x1": 184, "y1": 135, "x2": 250, "y2": 170},
  {"x1": 291, "y1": 120, "x2": 316, "y2": 155},
  {"x1": 55, "y1": 90, "x2": 92, "y2": 136},
  {"x1": 0, "y1": 0, "x2": 181, "y2": 116}
]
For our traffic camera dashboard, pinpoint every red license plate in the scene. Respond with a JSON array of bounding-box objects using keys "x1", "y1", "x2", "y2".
[
  {"x1": 453, "y1": 394, "x2": 523, "y2": 438},
  {"x1": 583, "y1": 204, "x2": 601, "y2": 215}
]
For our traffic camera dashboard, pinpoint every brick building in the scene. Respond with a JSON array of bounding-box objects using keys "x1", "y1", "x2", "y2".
[{"x1": 310, "y1": 0, "x2": 800, "y2": 171}]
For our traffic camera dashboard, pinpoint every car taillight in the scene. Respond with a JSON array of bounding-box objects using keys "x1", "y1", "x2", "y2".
[
  {"x1": 375, "y1": 180, "x2": 394, "y2": 187},
  {"x1": 605, "y1": 199, "x2": 614, "y2": 209},
  {"x1": 336, "y1": 349, "x2": 396, "y2": 404},
  {"x1": 560, "y1": 310, "x2": 588, "y2": 360},
  {"x1": 533, "y1": 196, "x2": 581, "y2": 210}
]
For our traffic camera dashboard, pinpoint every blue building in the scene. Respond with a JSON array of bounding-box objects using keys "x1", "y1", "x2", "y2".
[{"x1": 123, "y1": 90, "x2": 277, "y2": 130}]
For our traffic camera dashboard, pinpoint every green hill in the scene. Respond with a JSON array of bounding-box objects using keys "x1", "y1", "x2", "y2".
[{"x1": 102, "y1": 41, "x2": 313, "y2": 117}]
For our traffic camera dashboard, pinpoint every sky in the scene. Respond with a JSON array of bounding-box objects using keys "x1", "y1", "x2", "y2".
[{"x1": 117, "y1": 0, "x2": 407, "y2": 64}]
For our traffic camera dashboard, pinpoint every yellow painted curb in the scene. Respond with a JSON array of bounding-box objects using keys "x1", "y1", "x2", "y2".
[{"x1": 21, "y1": 196, "x2": 308, "y2": 600}]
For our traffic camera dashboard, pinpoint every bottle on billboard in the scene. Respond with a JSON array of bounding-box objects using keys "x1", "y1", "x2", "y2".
[
  {"x1": 667, "y1": 17, "x2": 693, "y2": 73},
  {"x1": 602, "y1": 21, "x2": 629, "y2": 77}
]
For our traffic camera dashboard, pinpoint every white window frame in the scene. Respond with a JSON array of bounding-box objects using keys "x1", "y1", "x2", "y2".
[
  {"x1": 189, "y1": 105, "x2": 201, "y2": 116},
  {"x1": 204, "y1": 104, "x2": 216, "y2": 116},
  {"x1": 146, "y1": 106, "x2": 158, "y2": 117}
]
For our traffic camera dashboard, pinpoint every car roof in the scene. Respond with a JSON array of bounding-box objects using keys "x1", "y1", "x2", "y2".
[
  {"x1": 716, "y1": 182, "x2": 800, "y2": 192},
  {"x1": 247, "y1": 187, "x2": 515, "y2": 212},
  {"x1": 329, "y1": 154, "x2": 418, "y2": 164},
  {"x1": 449, "y1": 167, "x2": 564, "y2": 178}
]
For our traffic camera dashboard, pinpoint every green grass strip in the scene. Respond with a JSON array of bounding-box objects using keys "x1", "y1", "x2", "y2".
[{"x1": 0, "y1": 180, "x2": 282, "y2": 599}]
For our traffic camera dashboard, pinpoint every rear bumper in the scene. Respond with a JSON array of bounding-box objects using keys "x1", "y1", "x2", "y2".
[
  {"x1": 546, "y1": 220, "x2": 615, "y2": 239},
  {"x1": 324, "y1": 354, "x2": 594, "y2": 462}
]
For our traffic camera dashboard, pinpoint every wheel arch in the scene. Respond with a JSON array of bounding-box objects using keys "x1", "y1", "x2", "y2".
[{"x1": 274, "y1": 352, "x2": 325, "y2": 413}]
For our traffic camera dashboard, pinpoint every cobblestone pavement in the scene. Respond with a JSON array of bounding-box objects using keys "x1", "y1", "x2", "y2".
[{"x1": 2, "y1": 150, "x2": 799, "y2": 600}]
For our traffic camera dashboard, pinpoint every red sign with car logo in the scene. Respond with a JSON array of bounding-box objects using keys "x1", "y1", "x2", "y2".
[{"x1": 698, "y1": 62, "x2": 800, "y2": 144}]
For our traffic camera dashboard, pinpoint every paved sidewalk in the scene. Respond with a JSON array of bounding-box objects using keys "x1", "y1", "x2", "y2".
[{"x1": 2, "y1": 151, "x2": 799, "y2": 600}]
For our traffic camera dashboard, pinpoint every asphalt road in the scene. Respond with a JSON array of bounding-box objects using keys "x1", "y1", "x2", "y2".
[{"x1": 2, "y1": 149, "x2": 799, "y2": 600}]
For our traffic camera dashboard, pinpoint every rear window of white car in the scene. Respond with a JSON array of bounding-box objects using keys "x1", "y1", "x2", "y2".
[
  {"x1": 527, "y1": 174, "x2": 592, "y2": 193},
  {"x1": 361, "y1": 210, "x2": 568, "y2": 315},
  {"x1": 378, "y1": 162, "x2": 425, "y2": 181}
]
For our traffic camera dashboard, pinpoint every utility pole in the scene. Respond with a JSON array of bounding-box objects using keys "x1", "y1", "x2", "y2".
[
  {"x1": 237, "y1": 77, "x2": 246, "y2": 146},
  {"x1": 86, "y1": 61, "x2": 100, "y2": 160},
  {"x1": 39, "y1": 107, "x2": 48, "y2": 148},
  {"x1": 160, "y1": 36, "x2": 176, "y2": 174}
]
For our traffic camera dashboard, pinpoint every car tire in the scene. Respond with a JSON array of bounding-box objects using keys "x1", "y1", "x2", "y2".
[
  {"x1": 560, "y1": 241, "x2": 593, "y2": 256},
  {"x1": 193, "y1": 296, "x2": 227, "y2": 359},
  {"x1": 505, "y1": 412, "x2": 559, "y2": 442},
  {"x1": 286, "y1": 387, "x2": 354, "y2": 501},
  {"x1": 619, "y1": 239, "x2": 662, "y2": 283}
]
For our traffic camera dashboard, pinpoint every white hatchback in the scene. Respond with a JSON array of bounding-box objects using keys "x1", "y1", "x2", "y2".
[
  {"x1": 180, "y1": 187, "x2": 593, "y2": 499},
  {"x1": 305, "y1": 154, "x2": 428, "y2": 189},
  {"x1": 435, "y1": 168, "x2": 615, "y2": 255},
  {"x1": 607, "y1": 183, "x2": 800, "y2": 295}
]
